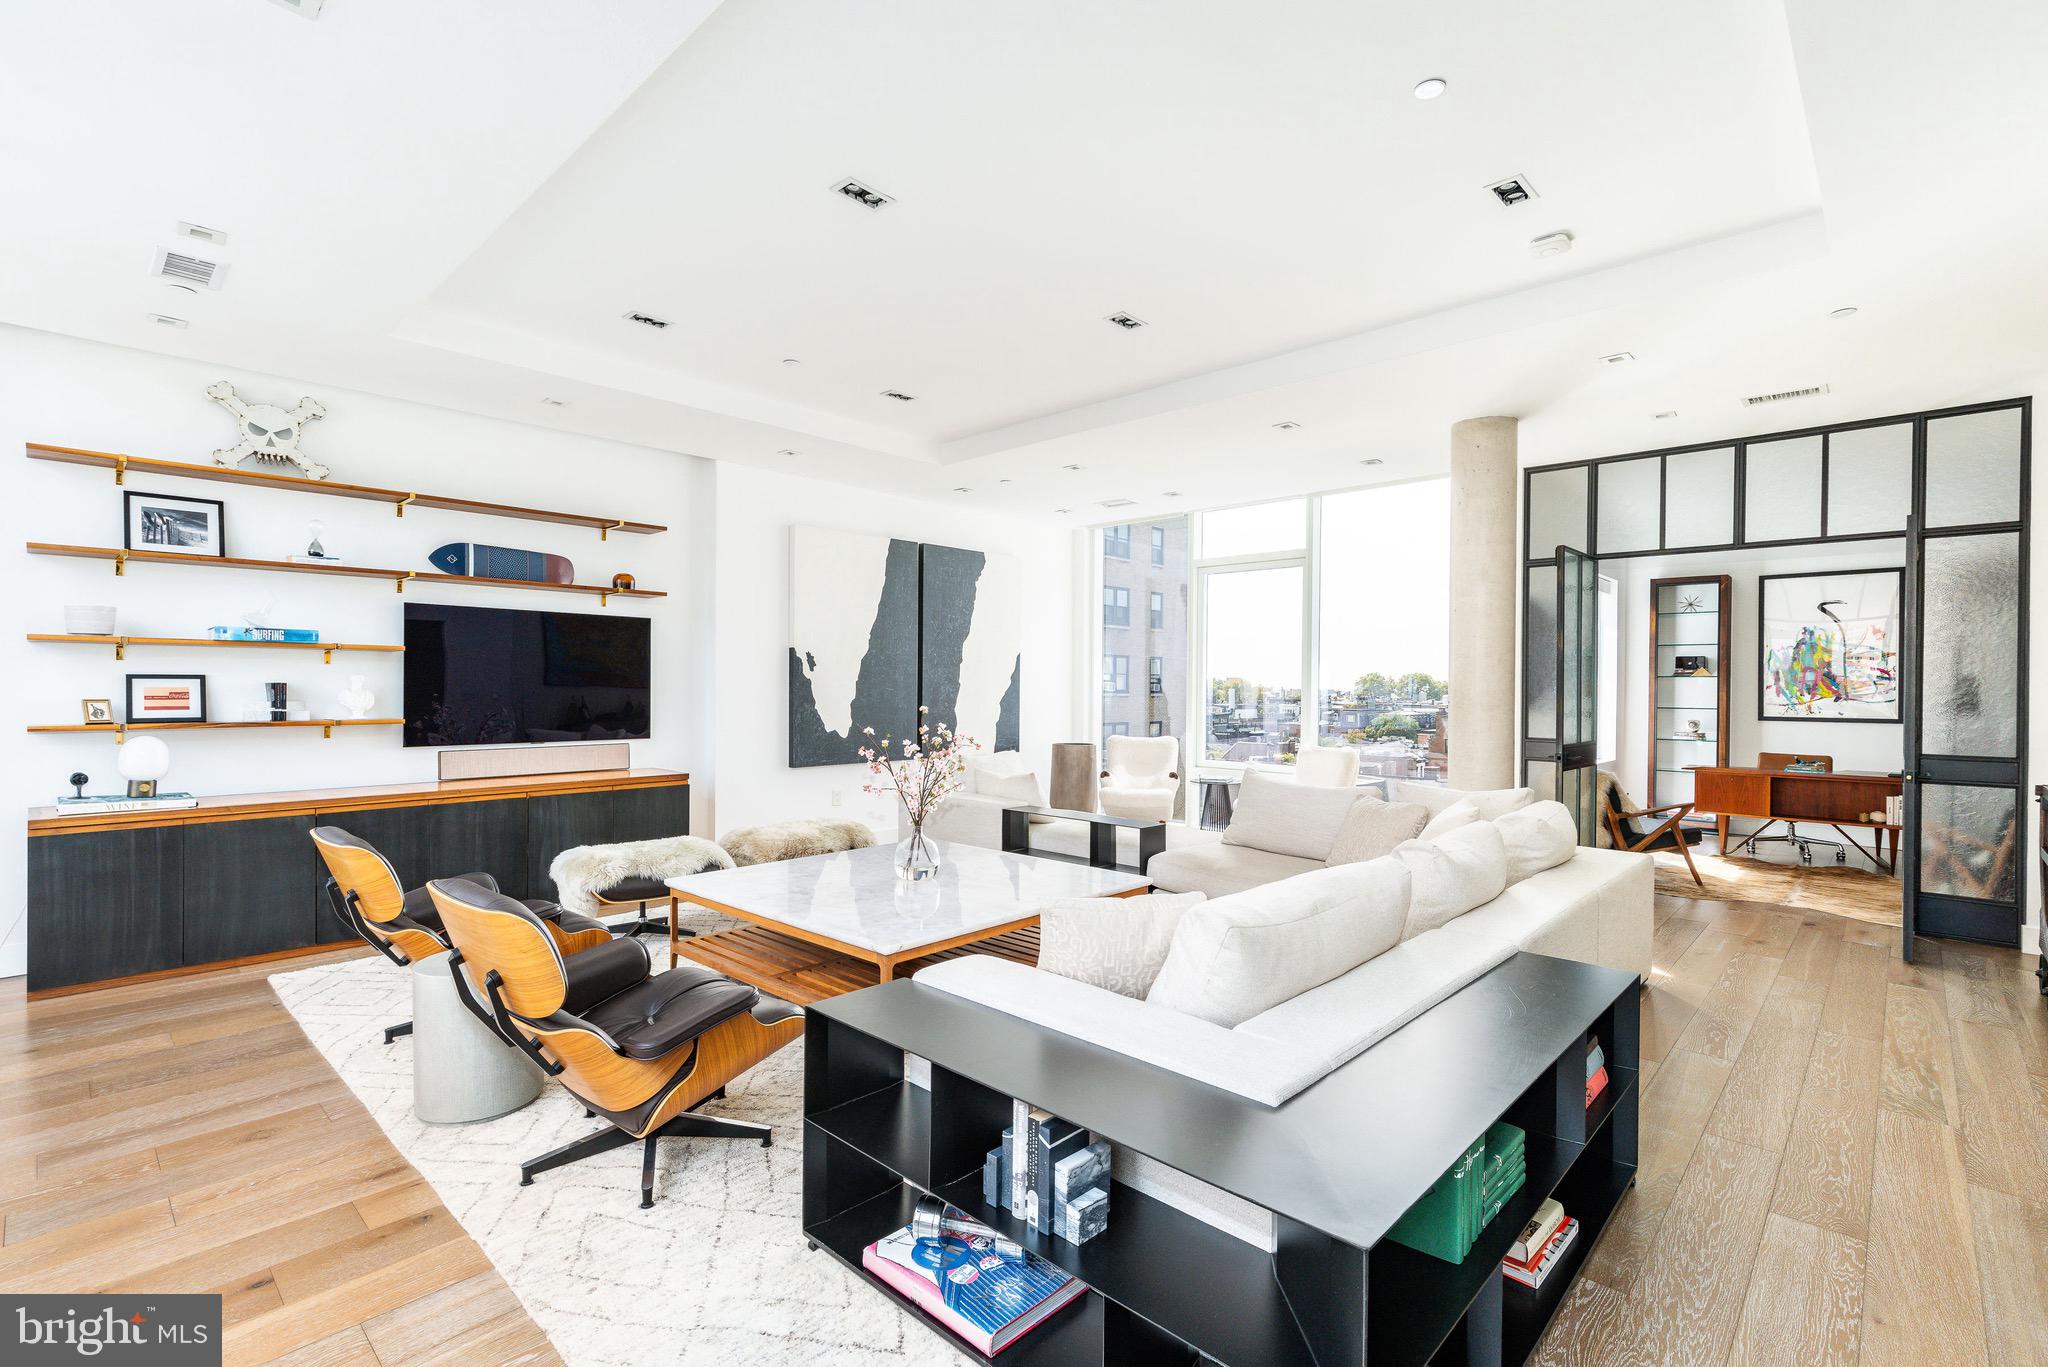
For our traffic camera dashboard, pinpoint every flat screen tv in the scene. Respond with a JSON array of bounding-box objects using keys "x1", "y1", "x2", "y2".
[{"x1": 403, "y1": 603, "x2": 651, "y2": 747}]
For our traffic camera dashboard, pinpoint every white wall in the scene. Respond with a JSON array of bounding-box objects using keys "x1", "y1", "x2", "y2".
[
  {"x1": 0, "y1": 326, "x2": 717, "y2": 978},
  {"x1": 708, "y1": 462, "x2": 1074, "y2": 838},
  {"x1": 1613, "y1": 540, "x2": 1907, "y2": 861}
]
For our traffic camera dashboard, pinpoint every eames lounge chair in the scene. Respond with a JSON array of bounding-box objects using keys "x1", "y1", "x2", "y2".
[
  {"x1": 427, "y1": 876, "x2": 805, "y2": 1208},
  {"x1": 311, "y1": 825, "x2": 614, "y2": 1043}
]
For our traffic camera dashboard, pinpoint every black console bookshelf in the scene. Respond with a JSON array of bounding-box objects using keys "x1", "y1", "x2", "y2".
[{"x1": 802, "y1": 952, "x2": 1639, "y2": 1366}]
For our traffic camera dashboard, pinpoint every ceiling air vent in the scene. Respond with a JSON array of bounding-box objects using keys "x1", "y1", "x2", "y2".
[
  {"x1": 832, "y1": 178, "x2": 894, "y2": 210},
  {"x1": 623, "y1": 311, "x2": 671, "y2": 330},
  {"x1": 152, "y1": 247, "x2": 225, "y2": 289},
  {"x1": 1105, "y1": 312, "x2": 1146, "y2": 331},
  {"x1": 1486, "y1": 175, "x2": 1538, "y2": 207},
  {"x1": 880, "y1": 389, "x2": 917, "y2": 402},
  {"x1": 1744, "y1": 383, "x2": 1830, "y2": 407}
]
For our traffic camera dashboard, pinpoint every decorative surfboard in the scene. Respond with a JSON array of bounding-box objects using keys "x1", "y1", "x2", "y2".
[{"x1": 427, "y1": 542, "x2": 575, "y2": 584}]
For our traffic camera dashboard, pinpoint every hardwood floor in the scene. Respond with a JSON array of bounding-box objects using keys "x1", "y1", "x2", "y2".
[
  {"x1": 1538, "y1": 895, "x2": 2048, "y2": 1367},
  {"x1": 2, "y1": 894, "x2": 2041, "y2": 1367},
  {"x1": 0, "y1": 948, "x2": 559, "y2": 1367}
]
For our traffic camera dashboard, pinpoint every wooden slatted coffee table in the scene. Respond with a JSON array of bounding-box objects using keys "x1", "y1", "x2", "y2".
[{"x1": 666, "y1": 841, "x2": 1149, "y2": 1005}]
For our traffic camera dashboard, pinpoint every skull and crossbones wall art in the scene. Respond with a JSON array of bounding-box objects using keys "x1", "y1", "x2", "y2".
[{"x1": 205, "y1": 381, "x2": 331, "y2": 480}]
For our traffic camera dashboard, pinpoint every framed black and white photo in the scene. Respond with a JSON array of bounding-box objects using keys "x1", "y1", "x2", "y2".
[
  {"x1": 124, "y1": 490, "x2": 225, "y2": 558},
  {"x1": 80, "y1": 698, "x2": 113, "y2": 724},
  {"x1": 125, "y1": 673, "x2": 207, "y2": 724}
]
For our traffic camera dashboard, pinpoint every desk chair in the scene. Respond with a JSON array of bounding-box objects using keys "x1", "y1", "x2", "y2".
[
  {"x1": 312, "y1": 826, "x2": 614, "y2": 1044},
  {"x1": 429, "y1": 876, "x2": 804, "y2": 1208},
  {"x1": 1597, "y1": 774, "x2": 1705, "y2": 886},
  {"x1": 1746, "y1": 753, "x2": 1847, "y2": 866}
]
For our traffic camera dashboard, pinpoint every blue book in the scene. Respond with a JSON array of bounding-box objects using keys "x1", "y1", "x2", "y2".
[
  {"x1": 864, "y1": 1224, "x2": 1083, "y2": 1353},
  {"x1": 209, "y1": 626, "x2": 320, "y2": 643}
]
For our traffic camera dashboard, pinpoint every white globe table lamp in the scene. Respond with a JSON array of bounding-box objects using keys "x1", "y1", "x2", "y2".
[{"x1": 117, "y1": 734, "x2": 172, "y2": 798}]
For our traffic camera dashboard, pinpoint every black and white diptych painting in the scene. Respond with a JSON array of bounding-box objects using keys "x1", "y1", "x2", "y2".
[{"x1": 788, "y1": 526, "x2": 1021, "y2": 768}]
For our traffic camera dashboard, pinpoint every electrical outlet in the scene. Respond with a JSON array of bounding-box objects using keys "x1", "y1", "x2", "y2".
[{"x1": 829, "y1": 789, "x2": 843, "y2": 808}]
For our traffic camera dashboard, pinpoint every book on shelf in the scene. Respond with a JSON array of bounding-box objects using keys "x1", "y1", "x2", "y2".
[
  {"x1": 862, "y1": 1221, "x2": 1085, "y2": 1356},
  {"x1": 1503, "y1": 1216, "x2": 1579, "y2": 1289},
  {"x1": 57, "y1": 792, "x2": 199, "y2": 814},
  {"x1": 1586, "y1": 1036, "x2": 1605, "y2": 1079},
  {"x1": 1587, "y1": 1064, "x2": 1610, "y2": 1108},
  {"x1": 1509, "y1": 1198, "x2": 1565, "y2": 1266}
]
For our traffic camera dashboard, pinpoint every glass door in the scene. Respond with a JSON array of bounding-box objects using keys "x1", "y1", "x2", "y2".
[
  {"x1": 1899, "y1": 404, "x2": 2029, "y2": 958},
  {"x1": 1524, "y1": 546, "x2": 1600, "y2": 842}
]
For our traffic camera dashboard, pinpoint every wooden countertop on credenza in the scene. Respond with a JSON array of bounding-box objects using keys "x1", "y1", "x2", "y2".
[
  {"x1": 1684, "y1": 764, "x2": 1902, "y2": 782},
  {"x1": 27, "y1": 768, "x2": 689, "y2": 834}
]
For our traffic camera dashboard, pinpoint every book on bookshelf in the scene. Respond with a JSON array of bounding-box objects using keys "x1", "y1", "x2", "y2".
[
  {"x1": 1503, "y1": 1216, "x2": 1579, "y2": 1289},
  {"x1": 56, "y1": 793, "x2": 199, "y2": 814},
  {"x1": 1587, "y1": 1063, "x2": 1610, "y2": 1108},
  {"x1": 1509, "y1": 1198, "x2": 1565, "y2": 1265},
  {"x1": 862, "y1": 1221, "x2": 1086, "y2": 1356}
]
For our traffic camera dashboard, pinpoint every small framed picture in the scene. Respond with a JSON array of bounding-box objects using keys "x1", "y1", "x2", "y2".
[
  {"x1": 80, "y1": 698, "x2": 114, "y2": 724},
  {"x1": 126, "y1": 674, "x2": 207, "y2": 724},
  {"x1": 124, "y1": 490, "x2": 225, "y2": 558},
  {"x1": 1672, "y1": 654, "x2": 1714, "y2": 677}
]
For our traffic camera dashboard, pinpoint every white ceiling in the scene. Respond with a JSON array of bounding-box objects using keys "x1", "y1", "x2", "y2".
[{"x1": 3, "y1": 0, "x2": 2045, "y2": 525}]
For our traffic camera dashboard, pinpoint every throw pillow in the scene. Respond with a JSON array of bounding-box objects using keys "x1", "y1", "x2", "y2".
[
  {"x1": 1325, "y1": 796, "x2": 1429, "y2": 865},
  {"x1": 975, "y1": 766, "x2": 1053, "y2": 824},
  {"x1": 1391, "y1": 781, "x2": 1537, "y2": 821},
  {"x1": 1221, "y1": 771, "x2": 1364, "y2": 862},
  {"x1": 1493, "y1": 800, "x2": 1579, "y2": 883},
  {"x1": 1146, "y1": 858, "x2": 1411, "y2": 1026},
  {"x1": 1419, "y1": 798, "x2": 1481, "y2": 841},
  {"x1": 1392, "y1": 822, "x2": 1508, "y2": 940},
  {"x1": 1036, "y1": 892, "x2": 1206, "y2": 997}
]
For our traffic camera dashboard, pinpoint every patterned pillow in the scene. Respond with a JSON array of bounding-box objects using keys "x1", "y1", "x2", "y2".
[{"x1": 1036, "y1": 892, "x2": 1207, "y2": 998}]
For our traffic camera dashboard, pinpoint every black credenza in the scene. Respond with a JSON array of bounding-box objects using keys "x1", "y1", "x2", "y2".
[{"x1": 25, "y1": 770, "x2": 689, "y2": 994}]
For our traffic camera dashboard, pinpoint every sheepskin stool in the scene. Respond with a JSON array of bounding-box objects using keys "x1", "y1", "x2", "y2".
[
  {"x1": 547, "y1": 834, "x2": 734, "y2": 938},
  {"x1": 719, "y1": 817, "x2": 876, "y2": 867}
]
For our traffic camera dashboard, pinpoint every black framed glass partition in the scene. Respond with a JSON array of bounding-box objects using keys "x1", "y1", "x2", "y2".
[{"x1": 1521, "y1": 397, "x2": 2031, "y2": 952}]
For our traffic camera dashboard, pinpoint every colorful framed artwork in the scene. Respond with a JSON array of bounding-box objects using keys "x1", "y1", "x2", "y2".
[
  {"x1": 1757, "y1": 569, "x2": 1902, "y2": 722},
  {"x1": 125, "y1": 674, "x2": 208, "y2": 724}
]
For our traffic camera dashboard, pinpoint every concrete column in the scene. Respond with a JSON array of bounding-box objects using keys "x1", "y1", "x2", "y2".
[{"x1": 1448, "y1": 416, "x2": 1518, "y2": 789}]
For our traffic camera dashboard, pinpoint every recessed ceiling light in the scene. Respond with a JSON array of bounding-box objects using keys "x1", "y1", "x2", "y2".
[
  {"x1": 782, "y1": 357, "x2": 802, "y2": 365},
  {"x1": 1359, "y1": 458, "x2": 1384, "y2": 466},
  {"x1": 1487, "y1": 176, "x2": 1538, "y2": 207},
  {"x1": 776, "y1": 448, "x2": 801, "y2": 457},
  {"x1": 1654, "y1": 410, "x2": 1678, "y2": 420},
  {"x1": 998, "y1": 479, "x2": 1013, "y2": 485},
  {"x1": 1054, "y1": 507, "x2": 1072, "y2": 514},
  {"x1": 1062, "y1": 464, "x2": 1083, "y2": 471},
  {"x1": 1098, "y1": 498, "x2": 1137, "y2": 509},
  {"x1": 1272, "y1": 421, "x2": 1302, "y2": 431},
  {"x1": 1105, "y1": 312, "x2": 1147, "y2": 330},
  {"x1": 1828, "y1": 307, "x2": 1859, "y2": 319},
  {"x1": 539, "y1": 397, "x2": 568, "y2": 407},
  {"x1": 952, "y1": 487, "x2": 972, "y2": 493},
  {"x1": 1413, "y1": 78, "x2": 1448, "y2": 100},
  {"x1": 623, "y1": 311, "x2": 670, "y2": 329},
  {"x1": 1162, "y1": 491, "x2": 1182, "y2": 498},
  {"x1": 1597, "y1": 351, "x2": 1635, "y2": 365},
  {"x1": 1529, "y1": 232, "x2": 1574, "y2": 259},
  {"x1": 148, "y1": 314, "x2": 189, "y2": 329},
  {"x1": 831, "y1": 178, "x2": 894, "y2": 210},
  {"x1": 880, "y1": 389, "x2": 917, "y2": 402}
]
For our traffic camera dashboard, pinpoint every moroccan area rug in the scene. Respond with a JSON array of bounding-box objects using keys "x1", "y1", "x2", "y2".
[{"x1": 270, "y1": 924, "x2": 959, "y2": 1367}]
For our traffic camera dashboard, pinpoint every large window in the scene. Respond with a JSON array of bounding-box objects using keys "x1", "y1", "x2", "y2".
[
  {"x1": 1099, "y1": 517, "x2": 1191, "y2": 776},
  {"x1": 1091, "y1": 486, "x2": 1452, "y2": 792}
]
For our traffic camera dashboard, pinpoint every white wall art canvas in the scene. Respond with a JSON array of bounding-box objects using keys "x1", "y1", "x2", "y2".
[{"x1": 1757, "y1": 568, "x2": 1902, "y2": 722}]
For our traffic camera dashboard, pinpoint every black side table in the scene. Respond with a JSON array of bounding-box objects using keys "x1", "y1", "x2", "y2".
[{"x1": 999, "y1": 805, "x2": 1165, "y2": 876}]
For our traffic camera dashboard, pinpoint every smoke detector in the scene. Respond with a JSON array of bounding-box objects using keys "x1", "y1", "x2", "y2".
[
  {"x1": 152, "y1": 247, "x2": 226, "y2": 290},
  {"x1": 1486, "y1": 175, "x2": 1538, "y2": 207},
  {"x1": 1744, "y1": 384, "x2": 1830, "y2": 407},
  {"x1": 1105, "y1": 312, "x2": 1147, "y2": 331},
  {"x1": 832, "y1": 178, "x2": 894, "y2": 210},
  {"x1": 1097, "y1": 498, "x2": 1137, "y2": 509},
  {"x1": 1529, "y1": 232, "x2": 1574, "y2": 259},
  {"x1": 623, "y1": 311, "x2": 671, "y2": 330},
  {"x1": 268, "y1": 0, "x2": 324, "y2": 16}
]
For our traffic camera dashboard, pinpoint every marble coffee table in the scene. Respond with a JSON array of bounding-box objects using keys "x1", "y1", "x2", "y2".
[{"x1": 665, "y1": 841, "x2": 1149, "y2": 1004}]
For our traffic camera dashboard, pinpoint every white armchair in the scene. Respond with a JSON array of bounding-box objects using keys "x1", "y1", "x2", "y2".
[
  {"x1": 1099, "y1": 735, "x2": 1180, "y2": 822},
  {"x1": 1295, "y1": 744, "x2": 1361, "y2": 789}
]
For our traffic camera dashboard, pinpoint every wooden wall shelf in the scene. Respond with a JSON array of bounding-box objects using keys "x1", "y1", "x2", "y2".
[
  {"x1": 28, "y1": 633, "x2": 403, "y2": 663},
  {"x1": 25, "y1": 543, "x2": 664, "y2": 602},
  {"x1": 27, "y1": 443, "x2": 666, "y2": 539},
  {"x1": 28, "y1": 718, "x2": 402, "y2": 742}
]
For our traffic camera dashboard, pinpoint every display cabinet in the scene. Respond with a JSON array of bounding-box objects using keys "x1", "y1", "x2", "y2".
[{"x1": 1649, "y1": 576, "x2": 1730, "y2": 830}]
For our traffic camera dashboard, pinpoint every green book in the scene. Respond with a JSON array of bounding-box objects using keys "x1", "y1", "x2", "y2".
[{"x1": 1386, "y1": 1136, "x2": 1486, "y2": 1264}]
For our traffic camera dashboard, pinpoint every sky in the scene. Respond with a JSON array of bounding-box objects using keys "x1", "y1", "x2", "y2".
[{"x1": 1197, "y1": 479, "x2": 1452, "y2": 692}]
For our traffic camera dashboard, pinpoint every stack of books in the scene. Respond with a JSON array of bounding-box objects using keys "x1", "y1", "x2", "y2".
[
  {"x1": 862, "y1": 1216, "x2": 1086, "y2": 1356},
  {"x1": 1502, "y1": 1198, "x2": 1578, "y2": 1289},
  {"x1": 1387, "y1": 1121, "x2": 1528, "y2": 1263},
  {"x1": 985, "y1": 1102, "x2": 1112, "y2": 1244},
  {"x1": 1586, "y1": 1035, "x2": 1610, "y2": 1109},
  {"x1": 57, "y1": 791, "x2": 199, "y2": 815}
]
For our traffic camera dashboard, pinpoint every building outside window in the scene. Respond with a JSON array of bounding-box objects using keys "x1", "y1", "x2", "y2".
[
  {"x1": 1149, "y1": 656, "x2": 1164, "y2": 694},
  {"x1": 1104, "y1": 585, "x2": 1130, "y2": 627},
  {"x1": 1104, "y1": 524, "x2": 1132, "y2": 559},
  {"x1": 1104, "y1": 653, "x2": 1130, "y2": 694},
  {"x1": 1099, "y1": 517, "x2": 1191, "y2": 793},
  {"x1": 1149, "y1": 720, "x2": 1164, "y2": 736},
  {"x1": 1151, "y1": 525, "x2": 1166, "y2": 566},
  {"x1": 1104, "y1": 721, "x2": 1130, "y2": 738},
  {"x1": 1150, "y1": 591, "x2": 1164, "y2": 628}
]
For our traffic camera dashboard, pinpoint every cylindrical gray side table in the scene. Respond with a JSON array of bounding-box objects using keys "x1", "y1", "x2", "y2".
[
  {"x1": 412, "y1": 954, "x2": 544, "y2": 1125},
  {"x1": 1049, "y1": 742, "x2": 1099, "y2": 813}
]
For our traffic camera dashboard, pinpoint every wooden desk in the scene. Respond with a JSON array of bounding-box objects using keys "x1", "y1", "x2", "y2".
[{"x1": 1688, "y1": 765, "x2": 1903, "y2": 873}]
